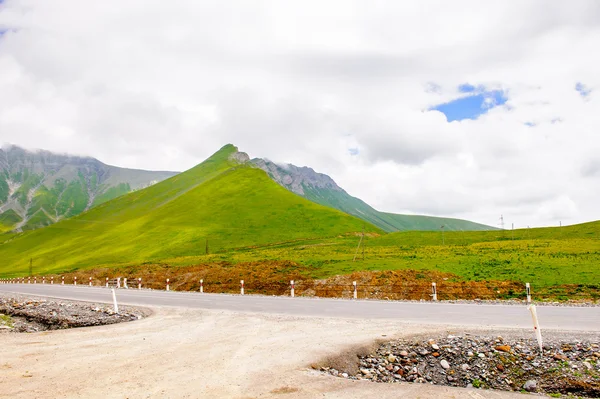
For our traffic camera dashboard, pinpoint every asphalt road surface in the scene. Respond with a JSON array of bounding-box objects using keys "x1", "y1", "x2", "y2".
[{"x1": 1, "y1": 283, "x2": 598, "y2": 331}]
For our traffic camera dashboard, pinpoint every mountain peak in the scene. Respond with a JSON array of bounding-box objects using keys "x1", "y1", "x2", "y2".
[{"x1": 252, "y1": 158, "x2": 344, "y2": 196}]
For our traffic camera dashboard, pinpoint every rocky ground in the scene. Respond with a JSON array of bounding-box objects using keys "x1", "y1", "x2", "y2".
[
  {"x1": 0, "y1": 294, "x2": 148, "y2": 333},
  {"x1": 322, "y1": 333, "x2": 600, "y2": 397}
]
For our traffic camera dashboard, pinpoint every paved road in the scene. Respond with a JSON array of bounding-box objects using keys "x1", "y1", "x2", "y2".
[{"x1": 1, "y1": 284, "x2": 598, "y2": 331}]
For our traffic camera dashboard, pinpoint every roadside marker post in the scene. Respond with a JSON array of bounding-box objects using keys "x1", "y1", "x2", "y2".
[
  {"x1": 353, "y1": 281, "x2": 357, "y2": 300},
  {"x1": 28, "y1": 277, "x2": 30, "y2": 284},
  {"x1": 89, "y1": 277, "x2": 92, "y2": 287},
  {"x1": 106, "y1": 277, "x2": 109, "y2": 288},
  {"x1": 42, "y1": 277, "x2": 45, "y2": 284},
  {"x1": 166, "y1": 278, "x2": 170, "y2": 291},
  {"x1": 62, "y1": 276, "x2": 64, "y2": 285},
  {"x1": 117, "y1": 277, "x2": 121, "y2": 288},
  {"x1": 432, "y1": 283, "x2": 438, "y2": 301},
  {"x1": 240, "y1": 280, "x2": 244, "y2": 296},
  {"x1": 124, "y1": 278, "x2": 128, "y2": 289},
  {"x1": 74, "y1": 277, "x2": 77, "y2": 286},
  {"x1": 111, "y1": 288, "x2": 119, "y2": 314},
  {"x1": 51, "y1": 277, "x2": 54, "y2": 285},
  {"x1": 34, "y1": 277, "x2": 37, "y2": 284},
  {"x1": 528, "y1": 304, "x2": 543, "y2": 353},
  {"x1": 138, "y1": 278, "x2": 142, "y2": 290},
  {"x1": 290, "y1": 280, "x2": 295, "y2": 298},
  {"x1": 200, "y1": 279, "x2": 203, "y2": 293},
  {"x1": 526, "y1": 283, "x2": 531, "y2": 304}
]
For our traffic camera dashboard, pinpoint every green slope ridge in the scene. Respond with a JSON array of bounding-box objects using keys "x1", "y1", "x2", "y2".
[
  {"x1": 252, "y1": 159, "x2": 495, "y2": 232},
  {"x1": 0, "y1": 209, "x2": 22, "y2": 233},
  {"x1": 0, "y1": 145, "x2": 380, "y2": 275}
]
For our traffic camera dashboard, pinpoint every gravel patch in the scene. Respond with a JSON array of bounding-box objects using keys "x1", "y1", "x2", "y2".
[
  {"x1": 322, "y1": 332, "x2": 600, "y2": 397},
  {"x1": 0, "y1": 294, "x2": 149, "y2": 333}
]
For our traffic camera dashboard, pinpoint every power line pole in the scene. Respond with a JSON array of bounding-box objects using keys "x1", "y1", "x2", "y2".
[
  {"x1": 353, "y1": 226, "x2": 365, "y2": 262},
  {"x1": 441, "y1": 225, "x2": 445, "y2": 245},
  {"x1": 362, "y1": 224, "x2": 365, "y2": 261}
]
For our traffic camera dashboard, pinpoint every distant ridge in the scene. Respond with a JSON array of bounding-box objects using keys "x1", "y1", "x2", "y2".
[
  {"x1": 252, "y1": 158, "x2": 495, "y2": 232},
  {"x1": 0, "y1": 145, "x2": 177, "y2": 232}
]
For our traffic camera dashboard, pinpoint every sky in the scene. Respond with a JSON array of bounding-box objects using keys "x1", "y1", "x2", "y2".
[{"x1": 0, "y1": 1, "x2": 599, "y2": 229}]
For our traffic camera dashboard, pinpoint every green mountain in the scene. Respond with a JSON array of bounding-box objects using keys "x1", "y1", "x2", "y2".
[
  {"x1": 0, "y1": 145, "x2": 177, "y2": 232},
  {"x1": 0, "y1": 145, "x2": 380, "y2": 275},
  {"x1": 252, "y1": 159, "x2": 494, "y2": 232}
]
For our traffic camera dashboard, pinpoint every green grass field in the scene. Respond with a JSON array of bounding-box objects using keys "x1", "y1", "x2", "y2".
[{"x1": 0, "y1": 144, "x2": 598, "y2": 291}]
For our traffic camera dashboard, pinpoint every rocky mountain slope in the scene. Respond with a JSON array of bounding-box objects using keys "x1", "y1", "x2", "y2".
[
  {"x1": 0, "y1": 145, "x2": 177, "y2": 232},
  {"x1": 252, "y1": 159, "x2": 494, "y2": 232}
]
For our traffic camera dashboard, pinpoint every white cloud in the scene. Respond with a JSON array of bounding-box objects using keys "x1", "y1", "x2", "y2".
[{"x1": 0, "y1": 0, "x2": 599, "y2": 227}]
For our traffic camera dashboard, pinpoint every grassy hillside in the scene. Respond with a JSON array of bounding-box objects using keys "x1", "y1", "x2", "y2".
[
  {"x1": 0, "y1": 145, "x2": 379, "y2": 276},
  {"x1": 108, "y1": 220, "x2": 598, "y2": 288}
]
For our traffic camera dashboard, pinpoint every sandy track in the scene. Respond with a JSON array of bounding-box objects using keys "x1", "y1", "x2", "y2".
[{"x1": 1, "y1": 306, "x2": 534, "y2": 398}]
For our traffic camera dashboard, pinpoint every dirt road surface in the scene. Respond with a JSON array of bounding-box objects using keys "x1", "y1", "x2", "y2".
[{"x1": 0, "y1": 305, "x2": 539, "y2": 399}]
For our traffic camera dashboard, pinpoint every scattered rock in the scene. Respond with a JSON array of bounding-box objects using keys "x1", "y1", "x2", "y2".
[
  {"x1": 495, "y1": 345, "x2": 511, "y2": 353},
  {"x1": 323, "y1": 334, "x2": 600, "y2": 398},
  {"x1": 523, "y1": 380, "x2": 537, "y2": 392},
  {"x1": 0, "y1": 295, "x2": 146, "y2": 333}
]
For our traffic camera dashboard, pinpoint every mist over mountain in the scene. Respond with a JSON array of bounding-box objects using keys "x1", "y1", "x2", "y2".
[{"x1": 0, "y1": 145, "x2": 177, "y2": 232}]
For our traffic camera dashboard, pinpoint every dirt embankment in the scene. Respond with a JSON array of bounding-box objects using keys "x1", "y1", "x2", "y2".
[{"x1": 24, "y1": 261, "x2": 600, "y2": 302}]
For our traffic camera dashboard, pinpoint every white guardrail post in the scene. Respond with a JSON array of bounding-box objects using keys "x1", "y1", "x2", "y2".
[
  {"x1": 166, "y1": 278, "x2": 170, "y2": 291},
  {"x1": 240, "y1": 280, "x2": 244, "y2": 296},
  {"x1": 124, "y1": 278, "x2": 128, "y2": 289},
  {"x1": 51, "y1": 277, "x2": 54, "y2": 285},
  {"x1": 528, "y1": 304, "x2": 543, "y2": 353},
  {"x1": 106, "y1": 277, "x2": 109, "y2": 287},
  {"x1": 200, "y1": 279, "x2": 203, "y2": 293},
  {"x1": 74, "y1": 277, "x2": 77, "y2": 286},
  {"x1": 89, "y1": 277, "x2": 92, "y2": 287},
  {"x1": 61, "y1": 276, "x2": 64, "y2": 285},
  {"x1": 432, "y1": 282, "x2": 438, "y2": 301},
  {"x1": 290, "y1": 280, "x2": 295, "y2": 297},
  {"x1": 111, "y1": 288, "x2": 119, "y2": 314},
  {"x1": 353, "y1": 281, "x2": 357, "y2": 299},
  {"x1": 526, "y1": 283, "x2": 531, "y2": 304},
  {"x1": 138, "y1": 278, "x2": 142, "y2": 290}
]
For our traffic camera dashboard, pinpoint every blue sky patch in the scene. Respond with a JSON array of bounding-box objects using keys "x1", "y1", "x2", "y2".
[
  {"x1": 575, "y1": 82, "x2": 591, "y2": 98},
  {"x1": 348, "y1": 148, "x2": 359, "y2": 156},
  {"x1": 458, "y1": 83, "x2": 478, "y2": 93},
  {"x1": 431, "y1": 86, "x2": 507, "y2": 122}
]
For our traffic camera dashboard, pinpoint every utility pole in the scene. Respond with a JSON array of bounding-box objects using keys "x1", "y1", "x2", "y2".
[
  {"x1": 353, "y1": 226, "x2": 364, "y2": 262},
  {"x1": 362, "y1": 224, "x2": 365, "y2": 261},
  {"x1": 441, "y1": 225, "x2": 445, "y2": 245}
]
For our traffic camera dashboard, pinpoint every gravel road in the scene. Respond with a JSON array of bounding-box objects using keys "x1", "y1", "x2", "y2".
[{"x1": 3, "y1": 294, "x2": 577, "y2": 399}]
